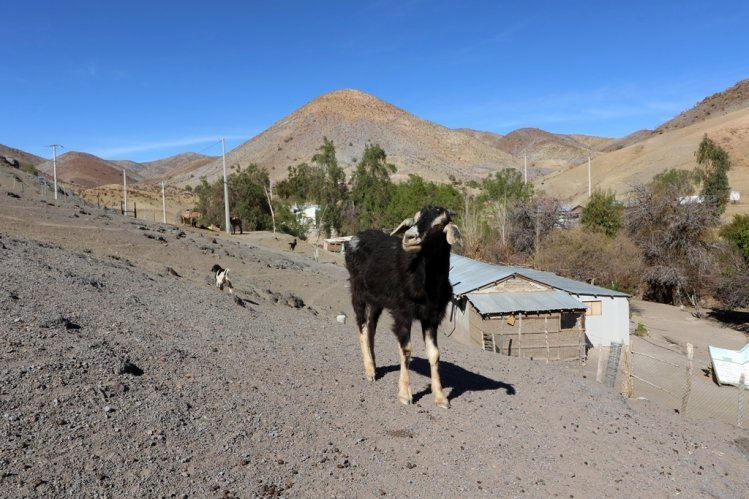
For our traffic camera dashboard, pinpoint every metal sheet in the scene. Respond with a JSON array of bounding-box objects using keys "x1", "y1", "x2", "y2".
[{"x1": 466, "y1": 290, "x2": 586, "y2": 315}]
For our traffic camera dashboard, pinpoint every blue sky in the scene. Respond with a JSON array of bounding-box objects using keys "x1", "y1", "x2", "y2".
[{"x1": 3, "y1": 0, "x2": 748, "y2": 162}]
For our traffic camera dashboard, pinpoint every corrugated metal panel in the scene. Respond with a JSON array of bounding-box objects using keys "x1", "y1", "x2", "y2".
[
  {"x1": 511, "y1": 267, "x2": 629, "y2": 298},
  {"x1": 466, "y1": 290, "x2": 587, "y2": 315},
  {"x1": 450, "y1": 253, "x2": 628, "y2": 298},
  {"x1": 450, "y1": 254, "x2": 513, "y2": 295}
]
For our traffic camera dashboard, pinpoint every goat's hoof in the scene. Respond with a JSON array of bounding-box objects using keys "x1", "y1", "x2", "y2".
[
  {"x1": 436, "y1": 398, "x2": 450, "y2": 409},
  {"x1": 398, "y1": 395, "x2": 413, "y2": 406},
  {"x1": 365, "y1": 373, "x2": 375, "y2": 382}
]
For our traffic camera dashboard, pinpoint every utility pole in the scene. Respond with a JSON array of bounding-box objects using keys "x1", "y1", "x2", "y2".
[
  {"x1": 161, "y1": 181, "x2": 166, "y2": 223},
  {"x1": 222, "y1": 138, "x2": 230, "y2": 235},
  {"x1": 524, "y1": 151, "x2": 527, "y2": 184},
  {"x1": 48, "y1": 144, "x2": 62, "y2": 200},
  {"x1": 588, "y1": 154, "x2": 592, "y2": 197},
  {"x1": 123, "y1": 169, "x2": 128, "y2": 213}
]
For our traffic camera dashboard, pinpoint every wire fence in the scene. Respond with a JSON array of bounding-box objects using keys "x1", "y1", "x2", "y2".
[{"x1": 589, "y1": 337, "x2": 749, "y2": 429}]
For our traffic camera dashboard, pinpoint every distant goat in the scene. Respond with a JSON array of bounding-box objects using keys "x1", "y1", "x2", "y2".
[
  {"x1": 210, "y1": 264, "x2": 233, "y2": 294},
  {"x1": 230, "y1": 216, "x2": 243, "y2": 235},
  {"x1": 289, "y1": 238, "x2": 297, "y2": 252},
  {"x1": 181, "y1": 209, "x2": 201, "y2": 227},
  {"x1": 344, "y1": 206, "x2": 461, "y2": 408}
]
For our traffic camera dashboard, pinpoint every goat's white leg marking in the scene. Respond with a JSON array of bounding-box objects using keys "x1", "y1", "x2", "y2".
[
  {"x1": 398, "y1": 342, "x2": 413, "y2": 405},
  {"x1": 359, "y1": 323, "x2": 376, "y2": 381},
  {"x1": 426, "y1": 333, "x2": 449, "y2": 408}
]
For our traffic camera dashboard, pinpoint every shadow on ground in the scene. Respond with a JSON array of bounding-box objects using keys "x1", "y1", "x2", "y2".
[
  {"x1": 377, "y1": 358, "x2": 516, "y2": 404},
  {"x1": 707, "y1": 309, "x2": 749, "y2": 334}
]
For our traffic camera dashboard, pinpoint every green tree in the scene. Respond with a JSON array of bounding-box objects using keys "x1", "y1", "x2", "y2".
[
  {"x1": 348, "y1": 143, "x2": 396, "y2": 231},
  {"x1": 275, "y1": 162, "x2": 322, "y2": 205},
  {"x1": 385, "y1": 175, "x2": 463, "y2": 228},
  {"x1": 228, "y1": 163, "x2": 273, "y2": 231},
  {"x1": 720, "y1": 214, "x2": 749, "y2": 261},
  {"x1": 580, "y1": 189, "x2": 622, "y2": 237},
  {"x1": 478, "y1": 168, "x2": 533, "y2": 204},
  {"x1": 194, "y1": 164, "x2": 275, "y2": 231},
  {"x1": 695, "y1": 134, "x2": 731, "y2": 215},
  {"x1": 311, "y1": 137, "x2": 347, "y2": 237},
  {"x1": 651, "y1": 168, "x2": 696, "y2": 194}
]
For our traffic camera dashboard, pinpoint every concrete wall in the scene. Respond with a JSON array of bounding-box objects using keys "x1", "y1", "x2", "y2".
[{"x1": 577, "y1": 295, "x2": 630, "y2": 346}]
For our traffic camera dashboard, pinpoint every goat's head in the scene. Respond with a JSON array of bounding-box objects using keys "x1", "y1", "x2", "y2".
[{"x1": 390, "y1": 205, "x2": 461, "y2": 254}]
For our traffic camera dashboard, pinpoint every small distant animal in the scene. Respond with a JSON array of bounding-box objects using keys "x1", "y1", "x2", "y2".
[
  {"x1": 289, "y1": 238, "x2": 297, "y2": 252},
  {"x1": 210, "y1": 264, "x2": 233, "y2": 294},
  {"x1": 230, "y1": 216, "x2": 243, "y2": 235},
  {"x1": 181, "y1": 209, "x2": 201, "y2": 227}
]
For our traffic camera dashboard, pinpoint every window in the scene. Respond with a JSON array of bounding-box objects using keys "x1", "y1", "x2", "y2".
[
  {"x1": 561, "y1": 312, "x2": 580, "y2": 330},
  {"x1": 583, "y1": 300, "x2": 602, "y2": 316}
]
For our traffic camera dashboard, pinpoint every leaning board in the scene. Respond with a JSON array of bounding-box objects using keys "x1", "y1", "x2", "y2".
[{"x1": 709, "y1": 344, "x2": 749, "y2": 387}]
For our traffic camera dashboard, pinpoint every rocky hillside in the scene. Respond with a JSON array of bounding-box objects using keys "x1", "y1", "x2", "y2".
[
  {"x1": 0, "y1": 144, "x2": 46, "y2": 170},
  {"x1": 36, "y1": 152, "x2": 139, "y2": 188},
  {"x1": 176, "y1": 89, "x2": 522, "y2": 186},
  {"x1": 658, "y1": 79, "x2": 749, "y2": 133},
  {"x1": 137, "y1": 152, "x2": 217, "y2": 182}
]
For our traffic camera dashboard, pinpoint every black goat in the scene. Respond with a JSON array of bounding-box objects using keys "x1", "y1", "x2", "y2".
[
  {"x1": 230, "y1": 216, "x2": 243, "y2": 235},
  {"x1": 344, "y1": 206, "x2": 461, "y2": 408}
]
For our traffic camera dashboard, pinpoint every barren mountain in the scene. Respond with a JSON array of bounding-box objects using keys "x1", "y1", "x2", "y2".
[
  {"x1": 137, "y1": 152, "x2": 218, "y2": 182},
  {"x1": 537, "y1": 105, "x2": 749, "y2": 219},
  {"x1": 0, "y1": 144, "x2": 46, "y2": 169},
  {"x1": 658, "y1": 79, "x2": 749, "y2": 133},
  {"x1": 176, "y1": 89, "x2": 522, "y2": 186},
  {"x1": 36, "y1": 152, "x2": 140, "y2": 188}
]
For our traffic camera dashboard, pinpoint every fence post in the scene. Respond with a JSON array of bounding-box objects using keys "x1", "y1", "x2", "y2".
[
  {"x1": 596, "y1": 346, "x2": 609, "y2": 383},
  {"x1": 739, "y1": 373, "x2": 746, "y2": 429},
  {"x1": 681, "y1": 343, "x2": 693, "y2": 416},
  {"x1": 622, "y1": 343, "x2": 634, "y2": 398},
  {"x1": 605, "y1": 342, "x2": 622, "y2": 389}
]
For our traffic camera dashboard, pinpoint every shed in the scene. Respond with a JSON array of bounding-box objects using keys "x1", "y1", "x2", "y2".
[
  {"x1": 323, "y1": 236, "x2": 352, "y2": 253},
  {"x1": 446, "y1": 254, "x2": 630, "y2": 358}
]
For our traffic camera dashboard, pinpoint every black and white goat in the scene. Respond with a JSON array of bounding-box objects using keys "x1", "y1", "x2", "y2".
[
  {"x1": 211, "y1": 264, "x2": 234, "y2": 294},
  {"x1": 344, "y1": 206, "x2": 461, "y2": 408}
]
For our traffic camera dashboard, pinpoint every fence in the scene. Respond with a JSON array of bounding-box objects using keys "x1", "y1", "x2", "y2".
[{"x1": 592, "y1": 337, "x2": 749, "y2": 428}]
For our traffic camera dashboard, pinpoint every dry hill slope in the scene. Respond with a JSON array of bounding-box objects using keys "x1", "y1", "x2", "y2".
[
  {"x1": 176, "y1": 89, "x2": 522, "y2": 186},
  {"x1": 0, "y1": 144, "x2": 46, "y2": 168},
  {"x1": 537, "y1": 106, "x2": 749, "y2": 217},
  {"x1": 36, "y1": 152, "x2": 140, "y2": 188},
  {"x1": 2, "y1": 167, "x2": 749, "y2": 497}
]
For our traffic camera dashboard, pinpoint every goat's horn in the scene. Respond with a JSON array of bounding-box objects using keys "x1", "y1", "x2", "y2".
[
  {"x1": 444, "y1": 223, "x2": 462, "y2": 246},
  {"x1": 390, "y1": 217, "x2": 414, "y2": 236}
]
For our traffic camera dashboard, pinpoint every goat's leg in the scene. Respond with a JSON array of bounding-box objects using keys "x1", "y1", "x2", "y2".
[
  {"x1": 424, "y1": 327, "x2": 449, "y2": 408},
  {"x1": 396, "y1": 322, "x2": 413, "y2": 405},
  {"x1": 357, "y1": 304, "x2": 379, "y2": 381}
]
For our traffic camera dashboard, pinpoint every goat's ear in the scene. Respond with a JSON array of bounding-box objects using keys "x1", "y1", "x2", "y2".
[
  {"x1": 390, "y1": 218, "x2": 414, "y2": 236},
  {"x1": 444, "y1": 223, "x2": 462, "y2": 246}
]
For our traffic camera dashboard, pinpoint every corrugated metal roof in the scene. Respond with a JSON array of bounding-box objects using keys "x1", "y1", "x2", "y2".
[
  {"x1": 450, "y1": 254, "x2": 629, "y2": 298},
  {"x1": 466, "y1": 290, "x2": 586, "y2": 315}
]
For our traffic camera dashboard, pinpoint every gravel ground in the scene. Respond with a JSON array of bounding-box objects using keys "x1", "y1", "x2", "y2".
[{"x1": 1, "y1": 173, "x2": 749, "y2": 498}]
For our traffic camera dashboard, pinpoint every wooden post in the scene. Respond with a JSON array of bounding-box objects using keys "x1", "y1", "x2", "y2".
[
  {"x1": 596, "y1": 346, "x2": 608, "y2": 383},
  {"x1": 517, "y1": 314, "x2": 523, "y2": 359},
  {"x1": 738, "y1": 373, "x2": 746, "y2": 429},
  {"x1": 681, "y1": 343, "x2": 693, "y2": 416},
  {"x1": 622, "y1": 343, "x2": 634, "y2": 398},
  {"x1": 544, "y1": 316, "x2": 550, "y2": 364}
]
